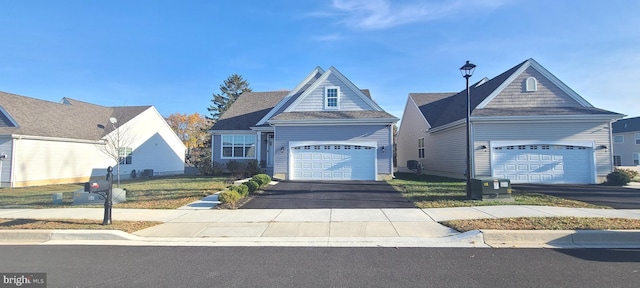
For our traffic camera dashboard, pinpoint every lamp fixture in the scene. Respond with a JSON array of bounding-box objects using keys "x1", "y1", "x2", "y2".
[
  {"x1": 597, "y1": 145, "x2": 608, "y2": 152},
  {"x1": 477, "y1": 145, "x2": 487, "y2": 151},
  {"x1": 381, "y1": 146, "x2": 385, "y2": 153},
  {"x1": 281, "y1": 147, "x2": 285, "y2": 153}
]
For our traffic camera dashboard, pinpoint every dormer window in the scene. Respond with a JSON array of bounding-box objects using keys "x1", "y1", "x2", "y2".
[
  {"x1": 325, "y1": 86, "x2": 339, "y2": 109},
  {"x1": 525, "y1": 77, "x2": 537, "y2": 92}
]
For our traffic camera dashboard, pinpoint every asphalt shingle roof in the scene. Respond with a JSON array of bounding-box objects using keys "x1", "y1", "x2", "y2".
[
  {"x1": 211, "y1": 91, "x2": 290, "y2": 131},
  {"x1": 411, "y1": 59, "x2": 621, "y2": 128},
  {"x1": 0, "y1": 91, "x2": 150, "y2": 140},
  {"x1": 612, "y1": 116, "x2": 640, "y2": 133}
]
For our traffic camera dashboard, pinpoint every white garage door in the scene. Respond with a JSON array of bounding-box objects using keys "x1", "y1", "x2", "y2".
[
  {"x1": 290, "y1": 144, "x2": 376, "y2": 181},
  {"x1": 492, "y1": 144, "x2": 593, "y2": 184}
]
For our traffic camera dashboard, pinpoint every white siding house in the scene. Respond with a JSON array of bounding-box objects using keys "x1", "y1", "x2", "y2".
[
  {"x1": 397, "y1": 59, "x2": 623, "y2": 184},
  {"x1": 0, "y1": 91, "x2": 185, "y2": 187}
]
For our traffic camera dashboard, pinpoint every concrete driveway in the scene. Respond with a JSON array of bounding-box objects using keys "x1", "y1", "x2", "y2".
[
  {"x1": 512, "y1": 183, "x2": 640, "y2": 209},
  {"x1": 241, "y1": 181, "x2": 415, "y2": 209}
]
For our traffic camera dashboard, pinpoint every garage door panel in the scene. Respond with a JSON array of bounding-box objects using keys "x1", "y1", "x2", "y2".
[
  {"x1": 492, "y1": 145, "x2": 592, "y2": 184},
  {"x1": 291, "y1": 144, "x2": 375, "y2": 181}
]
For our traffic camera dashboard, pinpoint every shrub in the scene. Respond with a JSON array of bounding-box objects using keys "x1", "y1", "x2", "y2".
[
  {"x1": 252, "y1": 174, "x2": 272, "y2": 187},
  {"x1": 218, "y1": 190, "x2": 242, "y2": 208},
  {"x1": 226, "y1": 160, "x2": 245, "y2": 178},
  {"x1": 615, "y1": 167, "x2": 639, "y2": 179},
  {"x1": 246, "y1": 160, "x2": 264, "y2": 177},
  {"x1": 230, "y1": 184, "x2": 249, "y2": 197},
  {"x1": 243, "y1": 180, "x2": 259, "y2": 194},
  {"x1": 606, "y1": 171, "x2": 631, "y2": 186}
]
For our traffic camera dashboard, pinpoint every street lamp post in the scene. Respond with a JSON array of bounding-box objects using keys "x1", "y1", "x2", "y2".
[{"x1": 460, "y1": 60, "x2": 476, "y2": 199}]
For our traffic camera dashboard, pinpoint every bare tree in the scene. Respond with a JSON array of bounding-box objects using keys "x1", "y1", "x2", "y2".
[{"x1": 96, "y1": 117, "x2": 136, "y2": 187}]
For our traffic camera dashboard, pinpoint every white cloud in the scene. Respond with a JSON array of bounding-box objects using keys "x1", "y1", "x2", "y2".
[
  {"x1": 310, "y1": 33, "x2": 342, "y2": 42},
  {"x1": 329, "y1": 0, "x2": 511, "y2": 30}
]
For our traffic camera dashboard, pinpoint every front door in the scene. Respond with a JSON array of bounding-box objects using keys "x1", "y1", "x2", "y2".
[{"x1": 266, "y1": 134, "x2": 274, "y2": 167}]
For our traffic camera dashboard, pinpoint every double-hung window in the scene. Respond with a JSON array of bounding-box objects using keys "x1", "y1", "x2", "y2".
[
  {"x1": 636, "y1": 134, "x2": 640, "y2": 145},
  {"x1": 614, "y1": 135, "x2": 624, "y2": 144},
  {"x1": 418, "y1": 138, "x2": 425, "y2": 158},
  {"x1": 325, "y1": 86, "x2": 339, "y2": 109},
  {"x1": 634, "y1": 153, "x2": 639, "y2": 165},
  {"x1": 119, "y1": 147, "x2": 133, "y2": 165},
  {"x1": 222, "y1": 135, "x2": 256, "y2": 158},
  {"x1": 613, "y1": 155, "x2": 622, "y2": 166}
]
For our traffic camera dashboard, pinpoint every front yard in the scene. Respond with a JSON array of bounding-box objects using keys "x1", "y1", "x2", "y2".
[
  {"x1": 388, "y1": 173, "x2": 605, "y2": 209},
  {"x1": 0, "y1": 176, "x2": 229, "y2": 209}
]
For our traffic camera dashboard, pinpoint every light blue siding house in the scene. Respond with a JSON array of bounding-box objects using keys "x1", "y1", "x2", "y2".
[{"x1": 210, "y1": 67, "x2": 398, "y2": 181}]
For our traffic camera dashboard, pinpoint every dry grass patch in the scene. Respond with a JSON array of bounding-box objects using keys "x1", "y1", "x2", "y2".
[
  {"x1": 442, "y1": 217, "x2": 640, "y2": 232},
  {"x1": 0, "y1": 218, "x2": 160, "y2": 233}
]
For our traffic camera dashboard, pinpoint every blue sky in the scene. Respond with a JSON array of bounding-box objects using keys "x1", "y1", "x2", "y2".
[{"x1": 1, "y1": 0, "x2": 638, "y2": 122}]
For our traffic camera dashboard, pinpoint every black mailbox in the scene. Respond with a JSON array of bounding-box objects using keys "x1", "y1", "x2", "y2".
[
  {"x1": 84, "y1": 180, "x2": 111, "y2": 193},
  {"x1": 470, "y1": 177, "x2": 513, "y2": 201}
]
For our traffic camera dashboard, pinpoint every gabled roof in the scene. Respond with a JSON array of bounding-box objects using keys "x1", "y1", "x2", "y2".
[
  {"x1": 0, "y1": 91, "x2": 150, "y2": 140},
  {"x1": 612, "y1": 116, "x2": 640, "y2": 133},
  {"x1": 212, "y1": 66, "x2": 397, "y2": 131},
  {"x1": 411, "y1": 58, "x2": 622, "y2": 129}
]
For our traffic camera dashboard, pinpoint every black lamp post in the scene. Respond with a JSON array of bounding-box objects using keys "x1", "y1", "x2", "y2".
[{"x1": 460, "y1": 60, "x2": 476, "y2": 199}]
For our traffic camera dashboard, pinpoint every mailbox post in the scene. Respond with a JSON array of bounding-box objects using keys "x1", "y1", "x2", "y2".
[
  {"x1": 84, "y1": 166, "x2": 113, "y2": 225},
  {"x1": 103, "y1": 166, "x2": 113, "y2": 225}
]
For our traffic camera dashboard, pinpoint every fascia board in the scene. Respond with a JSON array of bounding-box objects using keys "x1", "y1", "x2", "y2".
[
  {"x1": 476, "y1": 61, "x2": 531, "y2": 109},
  {"x1": 250, "y1": 126, "x2": 275, "y2": 131},
  {"x1": 256, "y1": 67, "x2": 325, "y2": 126},
  {"x1": 11, "y1": 134, "x2": 104, "y2": 144},
  {"x1": 473, "y1": 114, "x2": 623, "y2": 122},
  {"x1": 426, "y1": 119, "x2": 465, "y2": 134},
  {"x1": 0, "y1": 106, "x2": 19, "y2": 127},
  {"x1": 210, "y1": 130, "x2": 257, "y2": 135},
  {"x1": 284, "y1": 69, "x2": 333, "y2": 112}
]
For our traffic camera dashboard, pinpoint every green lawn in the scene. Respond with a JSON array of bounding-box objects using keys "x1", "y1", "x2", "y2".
[
  {"x1": 388, "y1": 173, "x2": 606, "y2": 209},
  {"x1": 0, "y1": 175, "x2": 229, "y2": 209}
]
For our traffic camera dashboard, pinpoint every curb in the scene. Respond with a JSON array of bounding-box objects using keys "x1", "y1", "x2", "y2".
[
  {"x1": 481, "y1": 229, "x2": 640, "y2": 248},
  {"x1": 0, "y1": 230, "x2": 140, "y2": 242}
]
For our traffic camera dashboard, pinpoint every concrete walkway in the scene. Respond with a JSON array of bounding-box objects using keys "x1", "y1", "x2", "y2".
[{"x1": 1, "y1": 206, "x2": 639, "y2": 248}]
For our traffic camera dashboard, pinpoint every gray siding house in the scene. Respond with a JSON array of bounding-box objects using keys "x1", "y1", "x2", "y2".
[
  {"x1": 612, "y1": 117, "x2": 640, "y2": 166},
  {"x1": 210, "y1": 67, "x2": 398, "y2": 181},
  {"x1": 397, "y1": 58, "x2": 623, "y2": 184}
]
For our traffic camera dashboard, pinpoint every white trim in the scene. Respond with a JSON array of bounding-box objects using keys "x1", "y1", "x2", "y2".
[
  {"x1": 0, "y1": 106, "x2": 19, "y2": 127},
  {"x1": 9, "y1": 134, "x2": 104, "y2": 144},
  {"x1": 268, "y1": 118, "x2": 397, "y2": 126},
  {"x1": 477, "y1": 59, "x2": 593, "y2": 109},
  {"x1": 324, "y1": 86, "x2": 340, "y2": 110},
  {"x1": 255, "y1": 67, "x2": 325, "y2": 126},
  {"x1": 525, "y1": 77, "x2": 538, "y2": 92},
  {"x1": 211, "y1": 130, "x2": 258, "y2": 135}
]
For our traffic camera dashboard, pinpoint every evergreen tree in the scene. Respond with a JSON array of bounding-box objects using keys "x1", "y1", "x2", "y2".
[{"x1": 207, "y1": 74, "x2": 252, "y2": 121}]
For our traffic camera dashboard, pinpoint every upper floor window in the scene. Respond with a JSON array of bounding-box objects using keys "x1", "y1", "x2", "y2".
[
  {"x1": 634, "y1": 153, "x2": 640, "y2": 165},
  {"x1": 222, "y1": 135, "x2": 256, "y2": 159},
  {"x1": 636, "y1": 134, "x2": 640, "y2": 144},
  {"x1": 525, "y1": 77, "x2": 537, "y2": 92},
  {"x1": 325, "y1": 86, "x2": 339, "y2": 109},
  {"x1": 614, "y1": 135, "x2": 624, "y2": 144}
]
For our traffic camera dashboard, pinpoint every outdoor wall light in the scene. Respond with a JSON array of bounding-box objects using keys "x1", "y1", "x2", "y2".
[
  {"x1": 381, "y1": 146, "x2": 385, "y2": 153},
  {"x1": 281, "y1": 147, "x2": 284, "y2": 153},
  {"x1": 597, "y1": 145, "x2": 608, "y2": 152},
  {"x1": 477, "y1": 145, "x2": 488, "y2": 151}
]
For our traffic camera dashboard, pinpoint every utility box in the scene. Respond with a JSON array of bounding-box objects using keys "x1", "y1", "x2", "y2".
[{"x1": 470, "y1": 177, "x2": 513, "y2": 201}]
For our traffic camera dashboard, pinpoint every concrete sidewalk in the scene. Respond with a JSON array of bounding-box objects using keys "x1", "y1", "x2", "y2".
[{"x1": 1, "y1": 206, "x2": 639, "y2": 248}]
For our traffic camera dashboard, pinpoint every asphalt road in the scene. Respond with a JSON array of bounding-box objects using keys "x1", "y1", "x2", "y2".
[
  {"x1": 512, "y1": 184, "x2": 640, "y2": 209},
  {"x1": 0, "y1": 246, "x2": 638, "y2": 288},
  {"x1": 241, "y1": 181, "x2": 415, "y2": 209}
]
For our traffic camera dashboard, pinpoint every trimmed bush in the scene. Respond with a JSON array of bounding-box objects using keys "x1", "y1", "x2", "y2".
[
  {"x1": 615, "y1": 167, "x2": 639, "y2": 179},
  {"x1": 226, "y1": 160, "x2": 245, "y2": 178},
  {"x1": 218, "y1": 190, "x2": 242, "y2": 208},
  {"x1": 243, "y1": 180, "x2": 259, "y2": 194},
  {"x1": 606, "y1": 171, "x2": 631, "y2": 186},
  {"x1": 230, "y1": 184, "x2": 249, "y2": 197},
  {"x1": 252, "y1": 174, "x2": 272, "y2": 187}
]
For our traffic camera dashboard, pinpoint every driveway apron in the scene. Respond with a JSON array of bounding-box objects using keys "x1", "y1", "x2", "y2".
[{"x1": 241, "y1": 181, "x2": 415, "y2": 209}]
